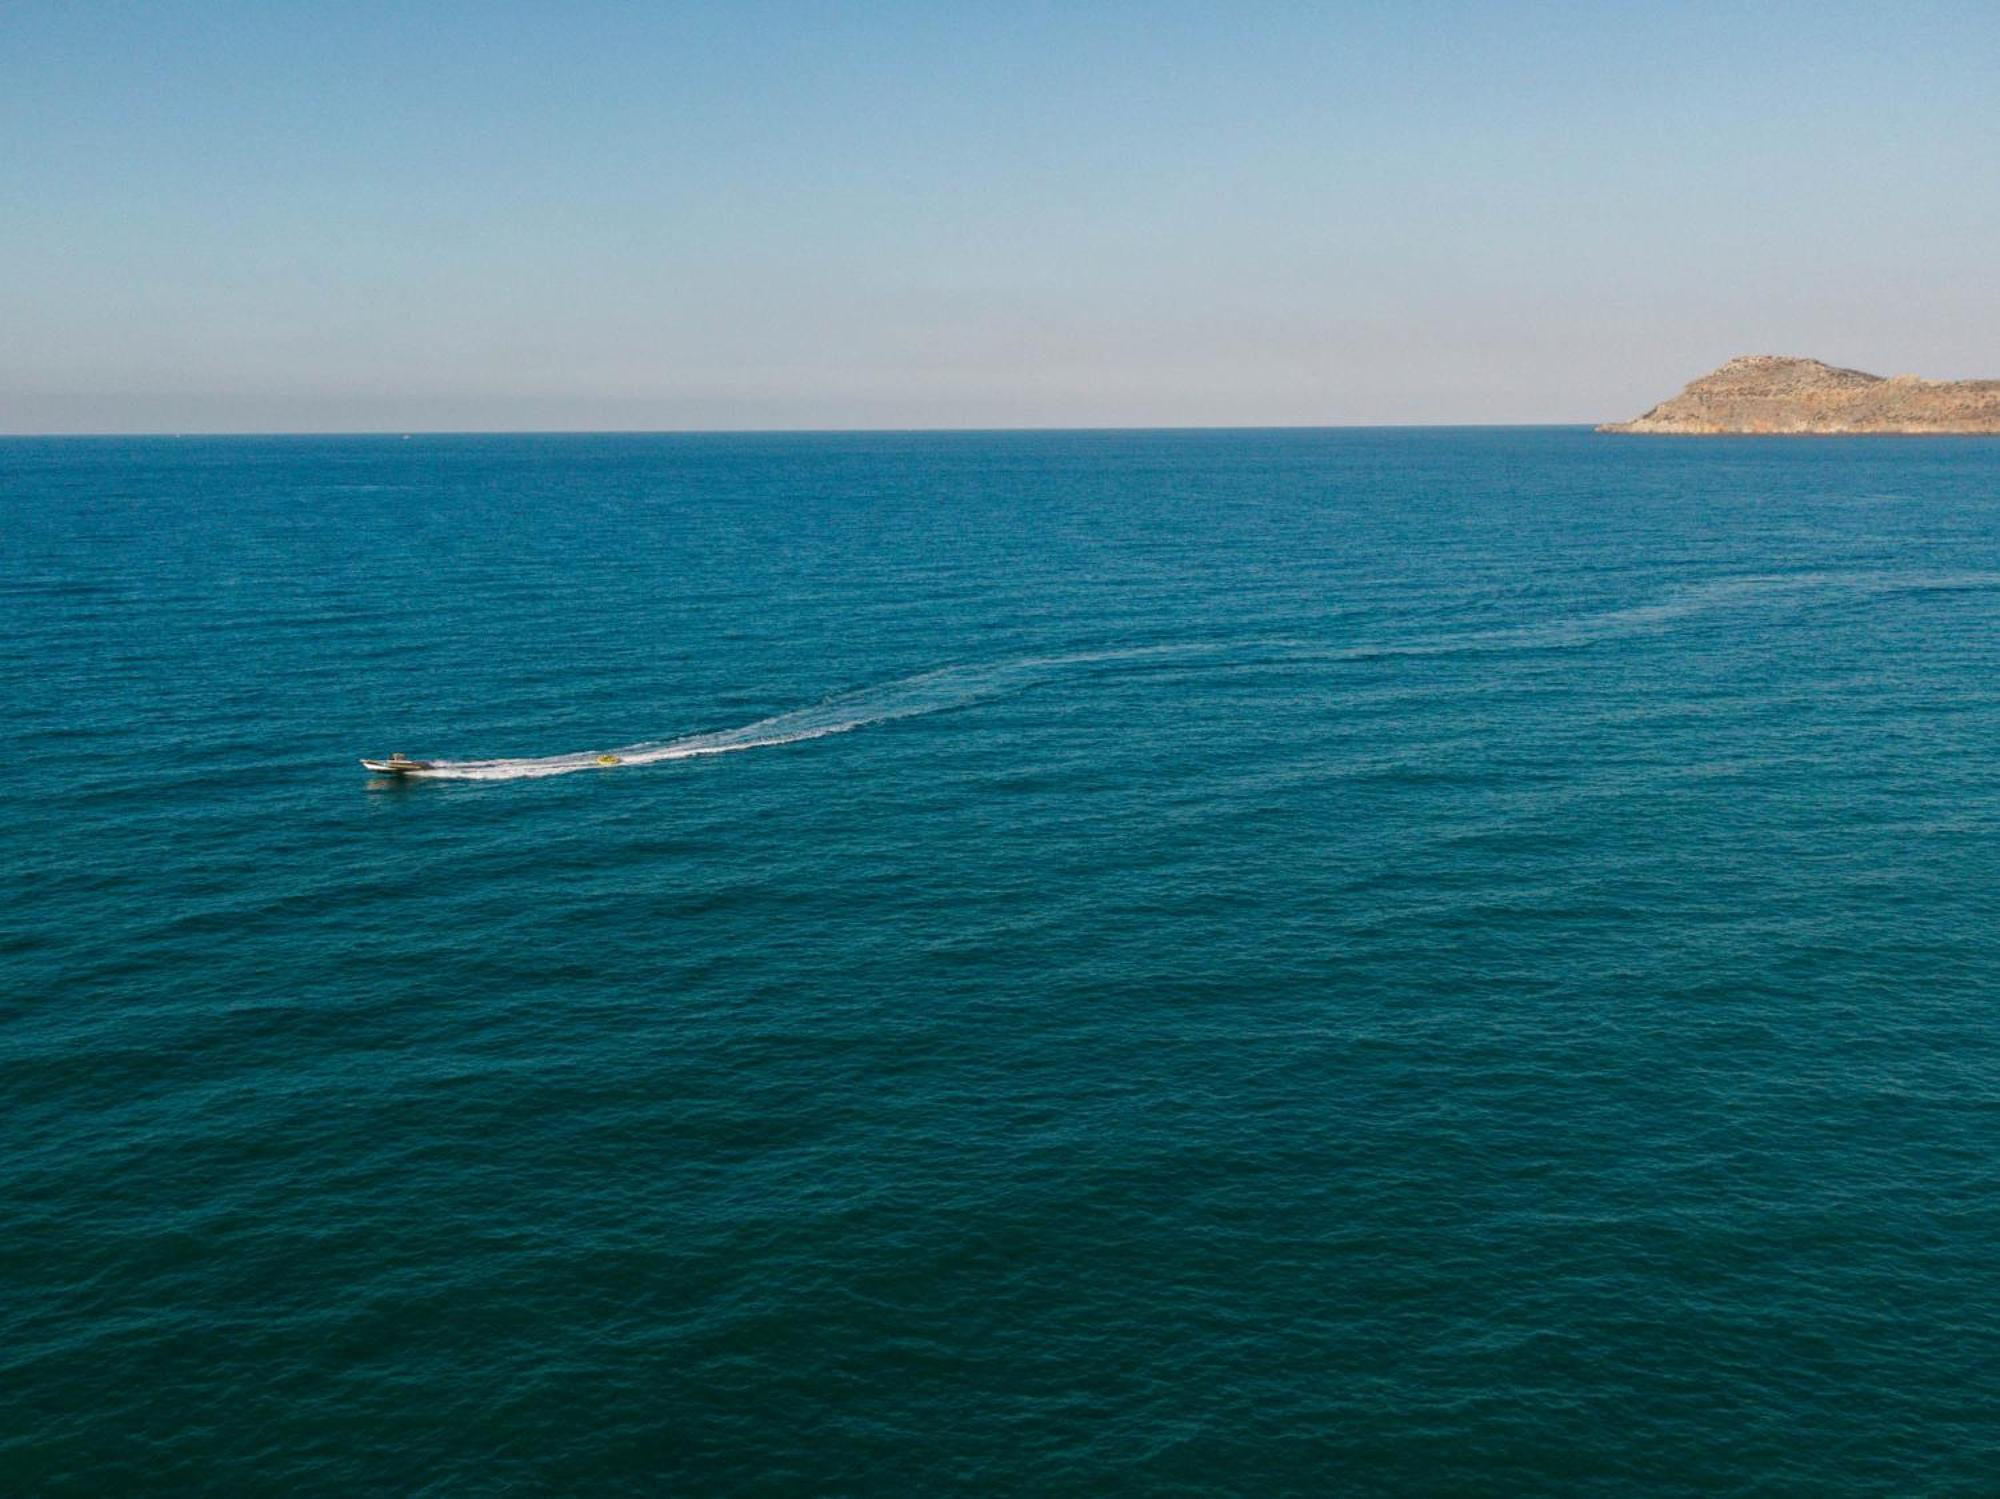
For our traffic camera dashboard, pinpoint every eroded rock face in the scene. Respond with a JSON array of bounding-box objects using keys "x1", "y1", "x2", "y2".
[{"x1": 1600, "y1": 356, "x2": 2000, "y2": 434}]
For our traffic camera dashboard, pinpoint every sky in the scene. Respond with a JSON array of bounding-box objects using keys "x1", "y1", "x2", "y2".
[{"x1": 3, "y1": 1, "x2": 1997, "y2": 432}]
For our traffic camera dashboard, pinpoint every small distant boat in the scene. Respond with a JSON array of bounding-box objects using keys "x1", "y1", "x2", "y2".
[
  {"x1": 361, "y1": 753, "x2": 436, "y2": 775},
  {"x1": 363, "y1": 750, "x2": 623, "y2": 775}
]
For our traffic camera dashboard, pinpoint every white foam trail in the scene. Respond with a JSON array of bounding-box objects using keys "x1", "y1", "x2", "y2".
[
  {"x1": 405, "y1": 643, "x2": 1220, "y2": 781},
  {"x1": 390, "y1": 571, "x2": 2000, "y2": 782}
]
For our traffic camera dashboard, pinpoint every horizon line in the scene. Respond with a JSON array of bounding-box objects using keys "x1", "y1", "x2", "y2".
[{"x1": 1, "y1": 421, "x2": 1605, "y2": 440}]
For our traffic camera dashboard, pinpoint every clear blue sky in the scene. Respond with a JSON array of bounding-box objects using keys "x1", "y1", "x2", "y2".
[{"x1": 4, "y1": 1, "x2": 1996, "y2": 431}]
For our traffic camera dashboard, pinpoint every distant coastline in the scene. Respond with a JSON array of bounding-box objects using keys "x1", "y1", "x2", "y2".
[{"x1": 1601, "y1": 356, "x2": 2000, "y2": 435}]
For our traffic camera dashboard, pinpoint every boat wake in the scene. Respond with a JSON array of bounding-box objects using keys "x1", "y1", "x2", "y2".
[
  {"x1": 382, "y1": 570, "x2": 2000, "y2": 782},
  {"x1": 398, "y1": 644, "x2": 1215, "y2": 781}
]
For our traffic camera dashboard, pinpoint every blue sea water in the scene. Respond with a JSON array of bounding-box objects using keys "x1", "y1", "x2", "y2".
[{"x1": 5, "y1": 428, "x2": 2000, "y2": 1494}]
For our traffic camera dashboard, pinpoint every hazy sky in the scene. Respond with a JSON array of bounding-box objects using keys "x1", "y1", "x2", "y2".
[{"x1": 5, "y1": 1, "x2": 1996, "y2": 432}]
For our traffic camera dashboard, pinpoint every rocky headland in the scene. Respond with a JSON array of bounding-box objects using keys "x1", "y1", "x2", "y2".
[{"x1": 1601, "y1": 356, "x2": 2000, "y2": 434}]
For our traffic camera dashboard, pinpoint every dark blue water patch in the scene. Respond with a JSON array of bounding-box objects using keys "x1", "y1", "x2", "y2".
[{"x1": 5, "y1": 429, "x2": 2000, "y2": 1494}]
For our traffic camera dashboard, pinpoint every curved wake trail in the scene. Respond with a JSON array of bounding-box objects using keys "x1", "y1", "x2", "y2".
[
  {"x1": 395, "y1": 570, "x2": 2000, "y2": 782},
  {"x1": 406, "y1": 644, "x2": 1213, "y2": 781}
]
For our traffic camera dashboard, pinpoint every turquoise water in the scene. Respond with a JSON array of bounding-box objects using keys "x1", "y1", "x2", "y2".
[{"x1": 6, "y1": 429, "x2": 2000, "y2": 1493}]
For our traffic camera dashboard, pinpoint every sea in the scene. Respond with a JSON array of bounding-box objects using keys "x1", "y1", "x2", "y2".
[{"x1": 5, "y1": 428, "x2": 2000, "y2": 1494}]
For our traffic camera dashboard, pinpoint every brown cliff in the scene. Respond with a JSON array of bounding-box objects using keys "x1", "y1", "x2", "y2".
[{"x1": 1600, "y1": 355, "x2": 2000, "y2": 434}]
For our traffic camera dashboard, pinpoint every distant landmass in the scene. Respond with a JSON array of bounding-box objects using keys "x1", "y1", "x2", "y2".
[{"x1": 1600, "y1": 355, "x2": 2000, "y2": 434}]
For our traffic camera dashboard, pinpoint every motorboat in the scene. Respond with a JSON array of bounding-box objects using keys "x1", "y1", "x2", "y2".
[{"x1": 361, "y1": 753, "x2": 437, "y2": 775}]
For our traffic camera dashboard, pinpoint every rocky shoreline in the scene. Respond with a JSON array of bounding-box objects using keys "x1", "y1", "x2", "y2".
[{"x1": 1601, "y1": 356, "x2": 2000, "y2": 434}]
